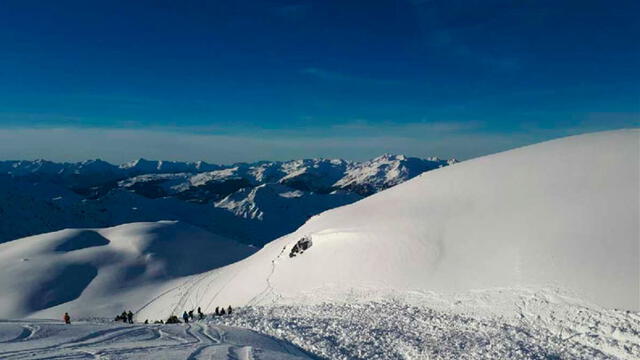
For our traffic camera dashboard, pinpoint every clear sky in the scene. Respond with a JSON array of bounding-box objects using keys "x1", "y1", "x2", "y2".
[{"x1": 0, "y1": 0, "x2": 638, "y2": 163}]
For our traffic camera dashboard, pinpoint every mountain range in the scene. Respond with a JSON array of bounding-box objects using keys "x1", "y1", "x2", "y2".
[
  {"x1": 1, "y1": 129, "x2": 636, "y2": 322},
  {"x1": 0, "y1": 154, "x2": 455, "y2": 245}
]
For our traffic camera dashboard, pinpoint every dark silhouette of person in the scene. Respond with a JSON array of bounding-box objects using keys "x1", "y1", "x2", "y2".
[
  {"x1": 220, "y1": 308, "x2": 226, "y2": 315},
  {"x1": 227, "y1": 306, "x2": 232, "y2": 315},
  {"x1": 127, "y1": 311, "x2": 134, "y2": 324},
  {"x1": 63, "y1": 312, "x2": 71, "y2": 324},
  {"x1": 188, "y1": 310, "x2": 194, "y2": 320},
  {"x1": 121, "y1": 311, "x2": 128, "y2": 323},
  {"x1": 197, "y1": 307, "x2": 204, "y2": 320},
  {"x1": 215, "y1": 307, "x2": 219, "y2": 316},
  {"x1": 183, "y1": 311, "x2": 189, "y2": 323}
]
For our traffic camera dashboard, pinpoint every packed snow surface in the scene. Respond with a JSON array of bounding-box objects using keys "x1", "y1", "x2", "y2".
[
  {"x1": 0, "y1": 130, "x2": 638, "y2": 359},
  {"x1": 0, "y1": 320, "x2": 314, "y2": 359},
  {"x1": 138, "y1": 129, "x2": 639, "y2": 316},
  {"x1": 1, "y1": 289, "x2": 638, "y2": 359}
]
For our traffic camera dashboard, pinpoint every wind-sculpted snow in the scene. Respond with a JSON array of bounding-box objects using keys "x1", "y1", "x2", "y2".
[
  {"x1": 53, "y1": 230, "x2": 110, "y2": 252},
  {"x1": 0, "y1": 221, "x2": 255, "y2": 318},
  {"x1": 27, "y1": 264, "x2": 98, "y2": 311},
  {"x1": 0, "y1": 320, "x2": 315, "y2": 359},
  {"x1": 139, "y1": 130, "x2": 639, "y2": 313}
]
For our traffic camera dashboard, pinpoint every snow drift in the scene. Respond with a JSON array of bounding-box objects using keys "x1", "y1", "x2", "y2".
[
  {"x1": 0, "y1": 221, "x2": 255, "y2": 318},
  {"x1": 141, "y1": 129, "x2": 639, "y2": 316}
]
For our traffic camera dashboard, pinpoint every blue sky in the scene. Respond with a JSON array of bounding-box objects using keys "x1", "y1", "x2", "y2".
[{"x1": 0, "y1": 0, "x2": 638, "y2": 163}]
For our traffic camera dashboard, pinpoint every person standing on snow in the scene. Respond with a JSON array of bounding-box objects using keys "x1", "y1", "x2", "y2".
[
  {"x1": 127, "y1": 311, "x2": 134, "y2": 324},
  {"x1": 63, "y1": 312, "x2": 71, "y2": 324},
  {"x1": 182, "y1": 311, "x2": 189, "y2": 324},
  {"x1": 227, "y1": 306, "x2": 232, "y2": 315}
]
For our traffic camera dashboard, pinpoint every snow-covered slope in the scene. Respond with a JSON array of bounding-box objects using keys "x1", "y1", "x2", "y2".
[
  {"x1": 214, "y1": 184, "x2": 361, "y2": 241},
  {"x1": 335, "y1": 154, "x2": 455, "y2": 195},
  {"x1": 2, "y1": 294, "x2": 639, "y2": 359},
  {"x1": 0, "y1": 176, "x2": 263, "y2": 245},
  {"x1": 141, "y1": 129, "x2": 639, "y2": 314},
  {"x1": 0, "y1": 221, "x2": 255, "y2": 319},
  {"x1": 0, "y1": 176, "x2": 362, "y2": 246}
]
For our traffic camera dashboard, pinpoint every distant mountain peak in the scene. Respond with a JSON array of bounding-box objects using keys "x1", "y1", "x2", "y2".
[{"x1": 0, "y1": 153, "x2": 457, "y2": 244}]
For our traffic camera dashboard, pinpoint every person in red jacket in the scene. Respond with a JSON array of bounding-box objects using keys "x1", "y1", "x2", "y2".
[{"x1": 63, "y1": 312, "x2": 71, "y2": 324}]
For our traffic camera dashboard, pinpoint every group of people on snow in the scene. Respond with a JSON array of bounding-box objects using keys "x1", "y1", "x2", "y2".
[
  {"x1": 114, "y1": 310, "x2": 134, "y2": 324},
  {"x1": 63, "y1": 305, "x2": 234, "y2": 325},
  {"x1": 182, "y1": 305, "x2": 232, "y2": 323}
]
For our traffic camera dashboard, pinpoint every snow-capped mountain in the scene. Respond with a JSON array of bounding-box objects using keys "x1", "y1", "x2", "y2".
[
  {"x1": 335, "y1": 154, "x2": 456, "y2": 195},
  {"x1": 214, "y1": 183, "x2": 361, "y2": 242},
  {"x1": 0, "y1": 159, "x2": 123, "y2": 188},
  {"x1": 0, "y1": 155, "x2": 452, "y2": 245},
  {"x1": 0, "y1": 130, "x2": 637, "y2": 359},
  {"x1": 134, "y1": 129, "x2": 639, "y2": 317},
  {"x1": 0, "y1": 155, "x2": 452, "y2": 196},
  {"x1": 119, "y1": 158, "x2": 222, "y2": 174}
]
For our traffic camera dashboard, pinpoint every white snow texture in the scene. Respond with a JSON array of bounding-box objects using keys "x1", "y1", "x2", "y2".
[
  {"x1": 138, "y1": 129, "x2": 639, "y2": 316},
  {"x1": 0, "y1": 129, "x2": 638, "y2": 360}
]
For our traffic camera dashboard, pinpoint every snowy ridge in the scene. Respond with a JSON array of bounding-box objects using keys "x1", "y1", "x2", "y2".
[
  {"x1": 214, "y1": 183, "x2": 360, "y2": 221},
  {"x1": 0, "y1": 221, "x2": 255, "y2": 319},
  {"x1": 138, "y1": 129, "x2": 639, "y2": 315},
  {"x1": 119, "y1": 158, "x2": 222, "y2": 174},
  {"x1": 0, "y1": 154, "x2": 451, "y2": 245},
  {"x1": 0, "y1": 155, "x2": 452, "y2": 194},
  {"x1": 335, "y1": 154, "x2": 454, "y2": 195},
  {"x1": 0, "y1": 130, "x2": 638, "y2": 359}
]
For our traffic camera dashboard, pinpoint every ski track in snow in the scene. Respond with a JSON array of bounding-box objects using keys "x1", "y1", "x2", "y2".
[
  {"x1": 0, "y1": 320, "x2": 311, "y2": 360},
  {"x1": 1, "y1": 298, "x2": 639, "y2": 360},
  {"x1": 0, "y1": 324, "x2": 37, "y2": 344}
]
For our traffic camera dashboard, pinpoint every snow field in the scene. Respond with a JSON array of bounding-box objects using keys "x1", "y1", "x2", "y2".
[
  {"x1": 0, "y1": 221, "x2": 255, "y2": 319},
  {"x1": 141, "y1": 129, "x2": 639, "y2": 315},
  {"x1": 0, "y1": 320, "x2": 314, "y2": 359},
  {"x1": 2, "y1": 288, "x2": 638, "y2": 360}
]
